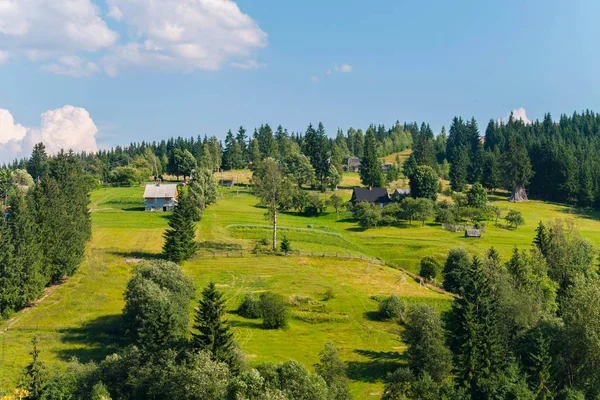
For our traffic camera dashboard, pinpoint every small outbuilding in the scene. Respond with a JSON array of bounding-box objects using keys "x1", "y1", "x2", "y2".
[
  {"x1": 465, "y1": 229, "x2": 482, "y2": 238},
  {"x1": 382, "y1": 163, "x2": 393, "y2": 172},
  {"x1": 350, "y1": 187, "x2": 391, "y2": 207},
  {"x1": 346, "y1": 157, "x2": 361, "y2": 172},
  {"x1": 144, "y1": 182, "x2": 178, "y2": 211},
  {"x1": 392, "y1": 188, "x2": 411, "y2": 202},
  {"x1": 219, "y1": 179, "x2": 234, "y2": 187}
]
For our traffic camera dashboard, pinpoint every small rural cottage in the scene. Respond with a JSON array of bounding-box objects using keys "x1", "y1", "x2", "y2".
[
  {"x1": 346, "y1": 157, "x2": 361, "y2": 172},
  {"x1": 144, "y1": 183, "x2": 178, "y2": 211},
  {"x1": 465, "y1": 229, "x2": 482, "y2": 238},
  {"x1": 219, "y1": 179, "x2": 234, "y2": 187},
  {"x1": 392, "y1": 188, "x2": 411, "y2": 201},
  {"x1": 350, "y1": 187, "x2": 391, "y2": 207}
]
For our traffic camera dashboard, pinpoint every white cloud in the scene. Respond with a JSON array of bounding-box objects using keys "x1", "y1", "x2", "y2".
[
  {"x1": 40, "y1": 55, "x2": 99, "y2": 77},
  {"x1": 0, "y1": 109, "x2": 27, "y2": 144},
  {"x1": 310, "y1": 76, "x2": 319, "y2": 83},
  {"x1": 498, "y1": 107, "x2": 531, "y2": 125},
  {"x1": 101, "y1": 0, "x2": 267, "y2": 75},
  {"x1": 231, "y1": 59, "x2": 266, "y2": 70},
  {"x1": 0, "y1": 106, "x2": 98, "y2": 163},
  {"x1": 334, "y1": 63, "x2": 353, "y2": 73},
  {"x1": 0, "y1": 0, "x2": 118, "y2": 60},
  {"x1": 0, "y1": 0, "x2": 267, "y2": 77}
]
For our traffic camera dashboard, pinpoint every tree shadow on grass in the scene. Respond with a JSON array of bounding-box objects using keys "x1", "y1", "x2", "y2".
[
  {"x1": 108, "y1": 250, "x2": 164, "y2": 260},
  {"x1": 230, "y1": 319, "x2": 264, "y2": 329},
  {"x1": 197, "y1": 241, "x2": 243, "y2": 252},
  {"x1": 363, "y1": 311, "x2": 382, "y2": 322},
  {"x1": 56, "y1": 314, "x2": 126, "y2": 363},
  {"x1": 346, "y1": 349, "x2": 405, "y2": 383},
  {"x1": 122, "y1": 207, "x2": 145, "y2": 212}
]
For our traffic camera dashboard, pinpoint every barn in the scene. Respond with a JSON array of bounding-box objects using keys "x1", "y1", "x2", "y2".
[{"x1": 144, "y1": 183, "x2": 179, "y2": 211}]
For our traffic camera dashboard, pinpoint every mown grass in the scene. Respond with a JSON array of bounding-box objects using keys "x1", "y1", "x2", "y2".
[{"x1": 3, "y1": 182, "x2": 600, "y2": 397}]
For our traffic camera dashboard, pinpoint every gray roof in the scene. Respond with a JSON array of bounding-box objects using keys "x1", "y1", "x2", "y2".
[
  {"x1": 347, "y1": 157, "x2": 361, "y2": 167},
  {"x1": 351, "y1": 187, "x2": 390, "y2": 204},
  {"x1": 465, "y1": 229, "x2": 482, "y2": 237},
  {"x1": 394, "y1": 188, "x2": 411, "y2": 195},
  {"x1": 144, "y1": 183, "x2": 178, "y2": 199}
]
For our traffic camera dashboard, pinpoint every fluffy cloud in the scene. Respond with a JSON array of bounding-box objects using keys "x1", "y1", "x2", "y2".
[
  {"x1": 334, "y1": 64, "x2": 353, "y2": 73},
  {"x1": 101, "y1": 0, "x2": 267, "y2": 74},
  {"x1": 0, "y1": 0, "x2": 118, "y2": 60},
  {"x1": 0, "y1": 0, "x2": 267, "y2": 77},
  {"x1": 0, "y1": 106, "x2": 98, "y2": 162},
  {"x1": 498, "y1": 107, "x2": 531, "y2": 125}
]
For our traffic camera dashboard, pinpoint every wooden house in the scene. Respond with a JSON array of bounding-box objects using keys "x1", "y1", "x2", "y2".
[
  {"x1": 346, "y1": 157, "x2": 361, "y2": 172},
  {"x1": 350, "y1": 187, "x2": 391, "y2": 207},
  {"x1": 465, "y1": 229, "x2": 482, "y2": 238},
  {"x1": 144, "y1": 183, "x2": 178, "y2": 211}
]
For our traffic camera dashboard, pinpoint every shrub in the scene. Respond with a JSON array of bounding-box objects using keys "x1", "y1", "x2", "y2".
[
  {"x1": 259, "y1": 292, "x2": 288, "y2": 329},
  {"x1": 323, "y1": 289, "x2": 336, "y2": 301},
  {"x1": 505, "y1": 209, "x2": 525, "y2": 229},
  {"x1": 419, "y1": 257, "x2": 440, "y2": 281},
  {"x1": 280, "y1": 235, "x2": 292, "y2": 253},
  {"x1": 238, "y1": 293, "x2": 261, "y2": 319},
  {"x1": 378, "y1": 294, "x2": 406, "y2": 321}
]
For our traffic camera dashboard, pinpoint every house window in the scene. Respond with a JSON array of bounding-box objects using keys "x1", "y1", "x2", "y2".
[{"x1": 147, "y1": 198, "x2": 154, "y2": 204}]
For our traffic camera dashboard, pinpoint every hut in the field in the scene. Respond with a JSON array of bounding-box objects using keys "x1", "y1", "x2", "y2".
[
  {"x1": 465, "y1": 229, "x2": 482, "y2": 238},
  {"x1": 144, "y1": 182, "x2": 178, "y2": 211}
]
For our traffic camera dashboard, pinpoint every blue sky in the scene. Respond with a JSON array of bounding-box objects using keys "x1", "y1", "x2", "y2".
[{"x1": 1, "y1": 0, "x2": 599, "y2": 160}]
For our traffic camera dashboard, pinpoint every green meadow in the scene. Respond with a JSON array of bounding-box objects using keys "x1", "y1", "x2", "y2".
[{"x1": 2, "y1": 175, "x2": 600, "y2": 397}]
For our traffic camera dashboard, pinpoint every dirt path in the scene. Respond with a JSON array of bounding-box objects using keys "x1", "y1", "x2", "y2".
[{"x1": 0, "y1": 279, "x2": 66, "y2": 334}]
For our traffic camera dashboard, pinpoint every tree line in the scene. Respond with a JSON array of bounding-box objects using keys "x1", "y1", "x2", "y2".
[{"x1": 0, "y1": 146, "x2": 92, "y2": 319}]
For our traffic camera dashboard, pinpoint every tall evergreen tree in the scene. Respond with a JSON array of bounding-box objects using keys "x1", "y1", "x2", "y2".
[
  {"x1": 360, "y1": 127, "x2": 384, "y2": 187},
  {"x1": 19, "y1": 337, "x2": 48, "y2": 399},
  {"x1": 449, "y1": 146, "x2": 469, "y2": 192},
  {"x1": 191, "y1": 282, "x2": 236, "y2": 368},
  {"x1": 27, "y1": 143, "x2": 49, "y2": 181},
  {"x1": 302, "y1": 123, "x2": 329, "y2": 185},
  {"x1": 163, "y1": 192, "x2": 197, "y2": 262}
]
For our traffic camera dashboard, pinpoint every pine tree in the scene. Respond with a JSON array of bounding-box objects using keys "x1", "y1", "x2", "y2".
[
  {"x1": 222, "y1": 130, "x2": 244, "y2": 170},
  {"x1": 19, "y1": 337, "x2": 47, "y2": 399},
  {"x1": 533, "y1": 221, "x2": 550, "y2": 257},
  {"x1": 360, "y1": 127, "x2": 384, "y2": 187},
  {"x1": 449, "y1": 146, "x2": 469, "y2": 192},
  {"x1": 448, "y1": 256, "x2": 505, "y2": 398},
  {"x1": 482, "y1": 150, "x2": 501, "y2": 193},
  {"x1": 27, "y1": 143, "x2": 49, "y2": 181},
  {"x1": 163, "y1": 192, "x2": 197, "y2": 262},
  {"x1": 0, "y1": 218, "x2": 17, "y2": 318},
  {"x1": 302, "y1": 123, "x2": 329, "y2": 186},
  {"x1": 191, "y1": 282, "x2": 236, "y2": 367},
  {"x1": 236, "y1": 126, "x2": 248, "y2": 164},
  {"x1": 403, "y1": 153, "x2": 418, "y2": 179}
]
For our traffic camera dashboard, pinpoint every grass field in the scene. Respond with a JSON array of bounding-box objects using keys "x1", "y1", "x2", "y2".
[{"x1": 2, "y1": 181, "x2": 600, "y2": 397}]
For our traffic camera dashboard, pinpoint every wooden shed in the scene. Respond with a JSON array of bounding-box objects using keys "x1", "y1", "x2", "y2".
[{"x1": 465, "y1": 229, "x2": 482, "y2": 238}]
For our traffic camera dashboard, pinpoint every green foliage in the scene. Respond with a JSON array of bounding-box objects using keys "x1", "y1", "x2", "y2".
[
  {"x1": 504, "y1": 209, "x2": 525, "y2": 229},
  {"x1": 18, "y1": 337, "x2": 47, "y2": 400},
  {"x1": 449, "y1": 146, "x2": 468, "y2": 192},
  {"x1": 359, "y1": 127, "x2": 385, "y2": 187},
  {"x1": 329, "y1": 193, "x2": 344, "y2": 214},
  {"x1": 305, "y1": 192, "x2": 327, "y2": 216},
  {"x1": 191, "y1": 282, "x2": 237, "y2": 370},
  {"x1": 90, "y1": 382, "x2": 112, "y2": 400},
  {"x1": 378, "y1": 294, "x2": 406, "y2": 321},
  {"x1": 109, "y1": 166, "x2": 149, "y2": 186},
  {"x1": 302, "y1": 123, "x2": 329, "y2": 185},
  {"x1": 403, "y1": 153, "x2": 418, "y2": 180},
  {"x1": 255, "y1": 360, "x2": 329, "y2": 400},
  {"x1": 442, "y1": 248, "x2": 471, "y2": 294},
  {"x1": 259, "y1": 292, "x2": 288, "y2": 329},
  {"x1": 351, "y1": 201, "x2": 382, "y2": 228},
  {"x1": 409, "y1": 165, "x2": 438, "y2": 201},
  {"x1": 403, "y1": 304, "x2": 452, "y2": 382},
  {"x1": 284, "y1": 153, "x2": 316, "y2": 188},
  {"x1": 280, "y1": 235, "x2": 292, "y2": 253},
  {"x1": 238, "y1": 293, "x2": 262, "y2": 319},
  {"x1": 419, "y1": 257, "x2": 440, "y2": 281},
  {"x1": 467, "y1": 182, "x2": 487, "y2": 208},
  {"x1": 314, "y1": 342, "x2": 351, "y2": 400},
  {"x1": 414, "y1": 198, "x2": 435, "y2": 226},
  {"x1": 122, "y1": 260, "x2": 195, "y2": 348},
  {"x1": 163, "y1": 192, "x2": 197, "y2": 262}
]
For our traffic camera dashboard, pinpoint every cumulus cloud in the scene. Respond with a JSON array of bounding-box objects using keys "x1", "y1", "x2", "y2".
[
  {"x1": 0, "y1": 106, "x2": 98, "y2": 162},
  {"x1": 40, "y1": 55, "x2": 99, "y2": 77},
  {"x1": 0, "y1": 0, "x2": 118, "y2": 60},
  {"x1": 0, "y1": 0, "x2": 267, "y2": 77},
  {"x1": 334, "y1": 64, "x2": 353, "y2": 73},
  {"x1": 101, "y1": 0, "x2": 267, "y2": 75},
  {"x1": 498, "y1": 107, "x2": 531, "y2": 125}
]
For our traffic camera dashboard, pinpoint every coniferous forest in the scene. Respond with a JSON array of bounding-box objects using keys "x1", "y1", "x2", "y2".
[{"x1": 2, "y1": 110, "x2": 600, "y2": 399}]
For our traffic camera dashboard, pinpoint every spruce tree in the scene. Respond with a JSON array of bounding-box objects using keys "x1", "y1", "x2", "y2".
[
  {"x1": 360, "y1": 127, "x2": 384, "y2": 187},
  {"x1": 448, "y1": 256, "x2": 505, "y2": 398},
  {"x1": 27, "y1": 143, "x2": 49, "y2": 181},
  {"x1": 449, "y1": 146, "x2": 469, "y2": 192},
  {"x1": 19, "y1": 337, "x2": 47, "y2": 399},
  {"x1": 533, "y1": 221, "x2": 551, "y2": 258},
  {"x1": 0, "y1": 219, "x2": 17, "y2": 318},
  {"x1": 163, "y1": 192, "x2": 197, "y2": 262},
  {"x1": 191, "y1": 282, "x2": 235, "y2": 367}
]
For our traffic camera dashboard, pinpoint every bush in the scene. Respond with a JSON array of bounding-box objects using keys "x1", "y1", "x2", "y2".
[
  {"x1": 378, "y1": 294, "x2": 406, "y2": 321},
  {"x1": 280, "y1": 235, "x2": 292, "y2": 253},
  {"x1": 259, "y1": 292, "x2": 288, "y2": 329},
  {"x1": 323, "y1": 288, "x2": 335, "y2": 301},
  {"x1": 352, "y1": 202, "x2": 382, "y2": 228},
  {"x1": 238, "y1": 293, "x2": 261, "y2": 319},
  {"x1": 419, "y1": 257, "x2": 440, "y2": 281}
]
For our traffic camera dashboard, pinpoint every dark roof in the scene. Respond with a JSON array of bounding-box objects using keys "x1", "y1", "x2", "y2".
[
  {"x1": 351, "y1": 187, "x2": 390, "y2": 204},
  {"x1": 219, "y1": 179, "x2": 234, "y2": 187}
]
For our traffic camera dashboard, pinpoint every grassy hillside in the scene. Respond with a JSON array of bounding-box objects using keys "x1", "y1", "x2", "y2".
[{"x1": 2, "y1": 181, "x2": 600, "y2": 397}]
